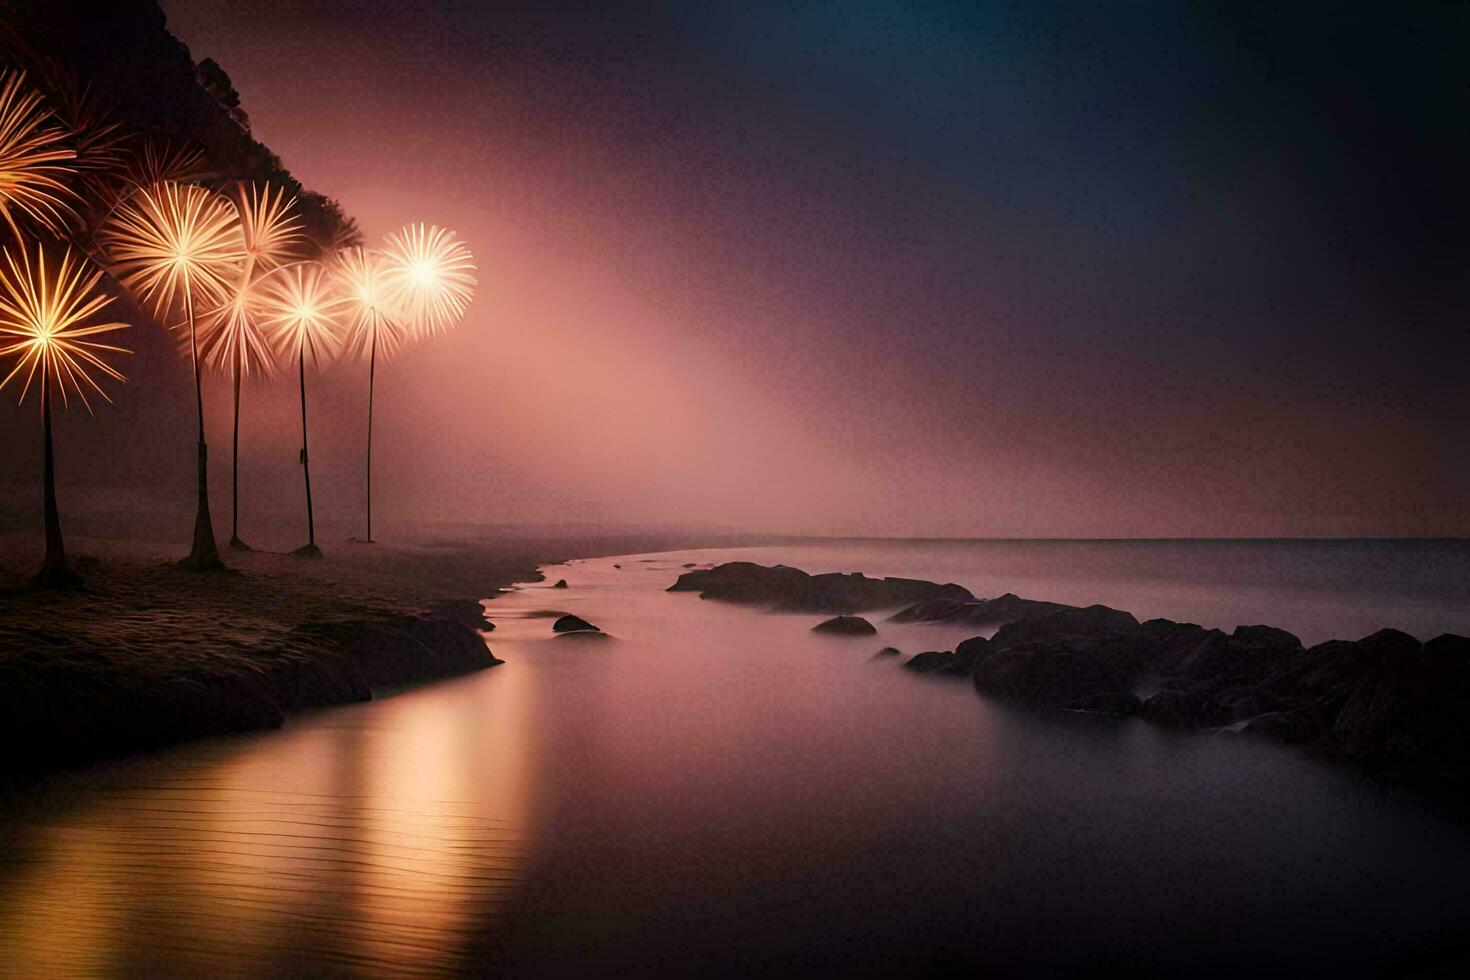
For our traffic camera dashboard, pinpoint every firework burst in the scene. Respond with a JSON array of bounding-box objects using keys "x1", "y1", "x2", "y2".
[
  {"x1": 331, "y1": 246, "x2": 410, "y2": 545},
  {"x1": 0, "y1": 242, "x2": 128, "y2": 411},
  {"x1": 334, "y1": 247, "x2": 410, "y2": 359},
  {"x1": 98, "y1": 180, "x2": 242, "y2": 570},
  {"x1": 196, "y1": 185, "x2": 305, "y2": 378},
  {"x1": 382, "y1": 223, "x2": 476, "y2": 337},
  {"x1": 0, "y1": 68, "x2": 78, "y2": 240},
  {"x1": 259, "y1": 260, "x2": 344, "y2": 554},
  {"x1": 100, "y1": 181, "x2": 244, "y2": 318},
  {"x1": 0, "y1": 241, "x2": 131, "y2": 584},
  {"x1": 232, "y1": 182, "x2": 305, "y2": 271},
  {"x1": 260, "y1": 261, "x2": 345, "y2": 364}
]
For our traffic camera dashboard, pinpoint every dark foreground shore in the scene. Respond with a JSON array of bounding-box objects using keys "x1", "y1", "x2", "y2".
[
  {"x1": 673, "y1": 561, "x2": 1470, "y2": 804},
  {"x1": 0, "y1": 529, "x2": 751, "y2": 778}
]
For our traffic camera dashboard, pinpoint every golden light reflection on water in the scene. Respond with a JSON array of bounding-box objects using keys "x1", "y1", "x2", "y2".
[{"x1": 0, "y1": 654, "x2": 532, "y2": 977}]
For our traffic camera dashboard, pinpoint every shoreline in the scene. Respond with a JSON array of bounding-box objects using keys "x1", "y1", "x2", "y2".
[
  {"x1": 0, "y1": 529, "x2": 766, "y2": 779},
  {"x1": 672, "y1": 561, "x2": 1470, "y2": 807}
]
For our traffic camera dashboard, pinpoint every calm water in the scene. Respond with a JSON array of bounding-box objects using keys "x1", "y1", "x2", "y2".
[{"x1": 1, "y1": 539, "x2": 1468, "y2": 976}]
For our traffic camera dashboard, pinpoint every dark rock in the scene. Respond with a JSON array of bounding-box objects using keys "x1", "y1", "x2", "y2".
[
  {"x1": 1136, "y1": 619, "x2": 1220, "y2": 673},
  {"x1": 668, "y1": 562, "x2": 973, "y2": 613},
  {"x1": 903, "y1": 650, "x2": 954, "y2": 672},
  {"x1": 1163, "y1": 624, "x2": 1301, "y2": 694},
  {"x1": 873, "y1": 646, "x2": 902, "y2": 658},
  {"x1": 974, "y1": 639, "x2": 1137, "y2": 706},
  {"x1": 812, "y1": 615, "x2": 876, "y2": 636},
  {"x1": 1260, "y1": 638, "x2": 1377, "y2": 706},
  {"x1": 1242, "y1": 710, "x2": 1317, "y2": 744},
  {"x1": 989, "y1": 605, "x2": 1140, "y2": 652},
  {"x1": 903, "y1": 640, "x2": 995, "y2": 675},
  {"x1": 552, "y1": 579, "x2": 569, "y2": 589},
  {"x1": 552, "y1": 614, "x2": 601, "y2": 634},
  {"x1": 1063, "y1": 692, "x2": 1143, "y2": 716},
  {"x1": 1215, "y1": 687, "x2": 1284, "y2": 722},
  {"x1": 951, "y1": 635, "x2": 994, "y2": 673},
  {"x1": 1141, "y1": 689, "x2": 1200, "y2": 726},
  {"x1": 886, "y1": 598, "x2": 980, "y2": 623},
  {"x1": 890, "y1": 592, "x2": 1075, "y2": 627},
  {"x1": 1328, "y1": 631, "x2": 1470, "y2": 785}
]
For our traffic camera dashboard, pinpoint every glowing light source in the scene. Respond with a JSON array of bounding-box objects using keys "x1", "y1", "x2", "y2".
[
  {"x1": 98, "y1": 180, "x2": 244, "y2": 570},
  {"x1": 382, "y1": 223, "x2": 476, "y2": 337},
  {"x1": 232, "y1": 182, "x2": 305, "y2": 272},
  {"x1": 197, "y1": 184, "x2": 305, "y2": 379},
  {"x1": 259, "y1": 260, "x2": 345, "y2": 553},
  {"x1": 0, "y1": 241, "x2": 130, "y2": 585},
  {"x1": 335, "y1": 246, "x2": 409, "y2": 359},
  {"x1": 260, "y1": 261, "x2": 344, "y2": 364},
  {"x1": 334, "y1": 246, "x2": 408, "y2": 544},
  {"x1": 0, "y1": 69, "x2": 78, "y2": 239},
  {"x1": 100, "y1": 181, "x2": 244, "y2": 318},
  {"x1": 0, "y1": 242, "x2": 128, "y2": 411}
]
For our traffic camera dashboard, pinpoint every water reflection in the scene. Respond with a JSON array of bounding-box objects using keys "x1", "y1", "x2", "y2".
[
  {"x1": 1, "y1": 543, "x2": 1469, "y2": 977},
  {"x1": 0, "y1": 655, "x2": 531, "y2": 977}
]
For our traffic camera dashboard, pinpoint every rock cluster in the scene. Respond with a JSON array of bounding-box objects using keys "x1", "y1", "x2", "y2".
[
  {"x1": 668, "y1": 561, "x2": 973, "y2": 613},
  {"x1": 892, "y1": 591, "x2": 1470, "y2": 793},
  {"x1": 812, "y1": 616, "x2": 877, "y2": 636},
  {"x1": 694, "y1": 562, "x2": 1470, "y2": 800}
]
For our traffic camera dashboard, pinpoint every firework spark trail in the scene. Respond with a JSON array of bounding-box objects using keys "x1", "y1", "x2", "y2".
[{"x1": 0, "y1": 68, "x2": 78, "y2": 240}]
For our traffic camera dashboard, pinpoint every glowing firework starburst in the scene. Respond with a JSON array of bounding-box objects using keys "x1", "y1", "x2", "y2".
[
  {"x1": 232, "y1": 182, "x2": 305, "y2": 271},
  {"x1": 0, "y1": 243, "x2": 129, "y2": 413},
  {"x1": 382, "y1": 223, "x2": 475, "y2": 336},
  {"x1": 195, "y1": 185, "x2": 305, "y2": 378},
  {"x1": 0, "y1": 69, "x2": 78, "y2": 239},
  {"x1": 100, "y1": 181, "x2": 245, "y2": 318},
  {"x1": 197, "y1": 281, "x2": 278, "y2": 378},
  {"x1": 260, "y1": 261, "x2": 345, "y2": 364},
  {"x1": 334, "y1": 247, "x2": 410, "y2": 359}
]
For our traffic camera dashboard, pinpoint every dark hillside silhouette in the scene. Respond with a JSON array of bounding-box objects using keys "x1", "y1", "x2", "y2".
[{"x1": 0, "y1": 0, "x2": 352, "y2": 247}]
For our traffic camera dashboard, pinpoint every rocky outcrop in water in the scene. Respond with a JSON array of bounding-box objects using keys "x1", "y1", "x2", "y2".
[
  {"x1": 668, "y1": 562, "x2": 973, "y2": 613},
  {"x1": 955, "y1": 604, "x2": 1470, "y2": 796},
  {"x1": 887, "y1": 593, "x2": 1075, "y2": 627},
  {"x1": 812, "y1": 615, "x2": 876, "y2": 636},
  {"x1": 552, "y1": 614, "x2": 601, "y2": 634},
  {"x1": 903, "y1": 636, "x2": 992, "y2": 677},
  {"x1": 708, "y1": 561, "x2": 1470, "y2": 801}
]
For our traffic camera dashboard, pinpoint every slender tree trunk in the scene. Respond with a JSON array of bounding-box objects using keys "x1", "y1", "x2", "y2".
[
  {"x1": 229, "y1": 355, "x2": 247, "y2": 549},
  {"x1": 185, "y1": 288, "x2": 222, "y2": 569},
  {"x1": 366, "y1": 326, "x2": 377, "y2": 543},
  {"x1": 38, "y1": 368, "x2": 69, "y2": 585},
  {"x1": 299, "y1": 346, "x2": 317, "y2": 552}
]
